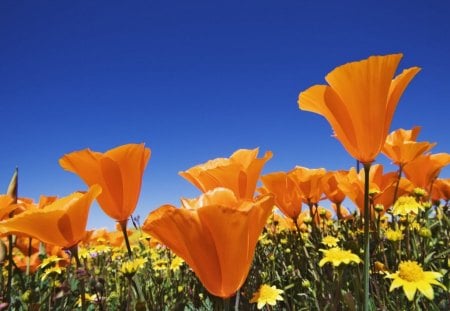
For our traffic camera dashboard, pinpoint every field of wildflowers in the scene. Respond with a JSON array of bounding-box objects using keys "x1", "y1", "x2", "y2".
[{"x1": 1, "y1": 54, "x2": 449, "y2": 310}]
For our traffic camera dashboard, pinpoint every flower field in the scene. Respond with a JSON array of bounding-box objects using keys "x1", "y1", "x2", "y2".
[{"x1": 1, "y1": 54, "x2": 449, "y2": 310}]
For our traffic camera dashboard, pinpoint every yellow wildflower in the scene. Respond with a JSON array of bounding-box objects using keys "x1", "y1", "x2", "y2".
[
  {"x1": 319, "y1": 247, "x2": 362, "y2": 267},
  {"x1": 418, "y1": 227, "x2": 432, "y2": 238},
  {"x1": 91, "y1": 244, "x2": 111, "y2": 254},
  {"x1": 40, "y1": 255, "x2": 64, "y2": 269},
  {"x1": 41, "y1": 266, "x2": 64, "y2": 281},
  {"x1": 78, "y1": 247, "x2": 91, "y2": 260},
  {"x1": 392, "y1": 196, "x2": 423, "y2": 215},
  {"x1": 386, "y1": 261, "x2": 446, "y2": 301},
  {"x1": 413, "y1": 187, "x2": 427, "y2": 198},
  {"x1": 321, "y1": 236, "x2": 339, "y2": 247},
  {"x1": 76, "y1": 293, "x2": 97, "y2": 307},
  {"x1": 250, "y1": 284, "x2": 284, "y2": 309},
  {"x1": 152, "y1": 258, "x2": 169, "y2": 271},
  {"x1": 111, "y1": 247, "x2": 126, "y2": 261},
  {"x1": 120, "y1": 258, "x2": 147, "y2": 277},
  {"x1": 385, "y1": 228, "x2": 404, "y2": 242},
  {"x1": 258, "y1": 233, "x2": 273, "y2": 246},
  {"x1": 170, "y1": 256, "x2": 184, "y2": 272}
]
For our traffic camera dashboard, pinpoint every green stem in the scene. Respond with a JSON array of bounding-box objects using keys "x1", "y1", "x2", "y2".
[
  {"x1": 223, "y1": 297, "x2": 231, "y2": 311},
  {"x1": 70, "y1": 245, "x2": 86, "y2": 311},
  {"x1": 363, "y1": 162, "x2": 372, "y2": 311},
  {"x1": 5, "y1": 167, "x2": 18, "y2": 304},
  {"x1": 119, "y1": 219, "x2": 133, "y2": 258},
  {"x1": 6, "y1": 234, "x2": 14, "y2": 303},
  {"x1": 391, "y1": 165, "x2": 403, "y2": 229},
  {"x1": 26, "y1": 237, "x2": 32, "y2": 276}
]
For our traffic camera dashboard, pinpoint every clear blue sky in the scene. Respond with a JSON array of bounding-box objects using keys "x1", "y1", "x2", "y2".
[{"x1": 1, "y1": 0, "x2": 449, "y2": 230}]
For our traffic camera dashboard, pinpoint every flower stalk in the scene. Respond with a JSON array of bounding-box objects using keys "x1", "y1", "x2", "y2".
[
  {"x1": 119, "y1": 219, "x2": 133, "y2": 258},
  {"x1": 5, "y1": 168, "x2": 18, "y2": 305},
  {"x1": 363, "y1": 162, "x2": 372, "y2": 311}
]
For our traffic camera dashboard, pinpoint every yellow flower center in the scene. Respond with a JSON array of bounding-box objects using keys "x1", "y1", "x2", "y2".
[{"x1": 398, "y1": 261, "x2": 424, "y2": 282}]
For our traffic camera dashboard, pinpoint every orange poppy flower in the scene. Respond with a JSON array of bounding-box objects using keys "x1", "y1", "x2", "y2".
[
  {"x1": 382, "y1": 126, "x2": 436, "y2": 166},
  {"x1": 59, "y1": 143, "x2": 151, "y2": 222},
  {"x1": 0, "y1": 185, "x2": 101, "y2": 249},
  {"x1": 179, "y1": 148, "x2": 272, "y2": 200},
  {"x1": 403, "y1": 153, "x2": 450, "y2": 190},
  {"x1": 259, "y1": 172, "x2": 303, "y2": 220},
  {"x1": 13, "y1": 236, "x2": 41, "y2": 257},
  {"x1": 142, "y1": 188, "x2": 274, "y2": 298},
  {"x1": 385, "y1": 126, "x2": 421, "y2": 141},
  {"x1": 287, "y1": 166, "x2": 326, "y2": 205},
  {"x1": 13, "y1": 253, "x2": 41, "y2": 273},
  {"x1": 0, "y1": 195, "x2": 16, "y2": 220},
  {"x1": 38, "y1": 195, "x2": 58, "y2": 209},
  {"x1": 331, "y1": 203, "x2": 353, "y2": 220},
  {"x1": 322, "y1": 171, "x2": 347, "y2": 205},
  {"x1": 431, "y1": 178, "x2": 450, "y2": 202},
  {"x1": 336, "y1": 165, "x2": 412, "y2": 215},
  {"x1": 298, "y1": 54, "x2": 421, "y2": 164}
]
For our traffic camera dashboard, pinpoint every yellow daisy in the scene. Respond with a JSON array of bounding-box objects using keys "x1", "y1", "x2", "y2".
[
  {"x1": 41, "y1": 265, "x2": 65, "y2": 281},
  {"x1": 120, "y1": 258, "x2": 147, "y2": 277},
  {"x1": 321, "y1": 236, "x2": 339, "y2": 247},
  {"x1": 319, "y1": 247, "x2": 362, "y2": 267},
  {"x1": 250, "y1": 284, "x2": 284, "y2": 309},
  {"x1": 392, "y1": 196, "x2": 423, "y2": 216},
  {"x1": 384, "y1": 228, "x2": 404, "y2": 242},
  {"x1": 170, "y1": 256, "x2": 184, "y2": 272},
  {"x1": 39, "y1": 255, "x2": 64, "y2": 269},
  {"x1": 386, "y1": 261, "x2": 446, "y2": 301}
]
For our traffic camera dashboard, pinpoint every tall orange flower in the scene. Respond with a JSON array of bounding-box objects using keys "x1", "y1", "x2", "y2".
[
  {"x1": 298, "y1": 54, "x2": 420, "y2": 164},
  {"x1": 322, "y1": 171, "x2": 348, "y2": 219},
  {"x1": 259, "y1": 172, "x2": 303, "y2": 220},
  {"x1": 321, "y1": 171, "x2": 347, "y2": 205},
  {"x1": 287, "y1": 166, "x2": 326, "y2": 205},
  {"x1": 431, "y1": 178, "x2": 450, "y2": 202},
  {"x1": 142, "y1": 188, "x2": 274, "y2": 298},
  {"x1": 403, "y1": 153, "x2": 450, "y2": 190},
  {"x1": 179, "y1": 148, "x2": 272, "y2": 200},
  {"x1": 0, "y1": 195, "x2": 16, "y2": 220},
  {"x1": 382, "y1": 126, "x2": 436, "y2": 166},
  {"x1": 0, "y1": 185, "x2": 101, "y2": 249},
  {"x1": 38, "y1": 195, "x2": 58, "y2": 209},
  {"x1": 59, "y1": 143, "x2": 151, "y2": 222},
  {"x1": 336, "y1": 165, "x2": 412, "y2": 215}
]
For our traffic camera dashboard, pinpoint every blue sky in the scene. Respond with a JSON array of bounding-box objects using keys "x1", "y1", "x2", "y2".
[{"x1": 1, "y1": 0, "x2": 449, "y2": 230}]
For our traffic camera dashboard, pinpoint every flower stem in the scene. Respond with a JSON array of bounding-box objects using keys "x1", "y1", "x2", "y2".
[
  {"x1": 223, "y1": 297, "x2": 231, "y2": 311},
  {"x1": 119, "y1": 219, "x2": 133, "y2": 258},
  {"x1": 70, "y1": 244, "x2": 86, "y2": 311},
  {"x1": 391, "y1": 165, "x2": 403, "y2": 229},
  {"x1": 363, "y1": 163, "x2": 372, "y2": 311},
  {"x1": 5, "y1": 167, "x2": 18, "y2": 304}
]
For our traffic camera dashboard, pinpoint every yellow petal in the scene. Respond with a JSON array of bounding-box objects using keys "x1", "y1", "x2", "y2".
[
  {"x1": 416, "y1": 281, "x2": 434, "y2": 300},
  {"x1": 402, "y1": 282, "x2": 418, "y2": 301}
]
